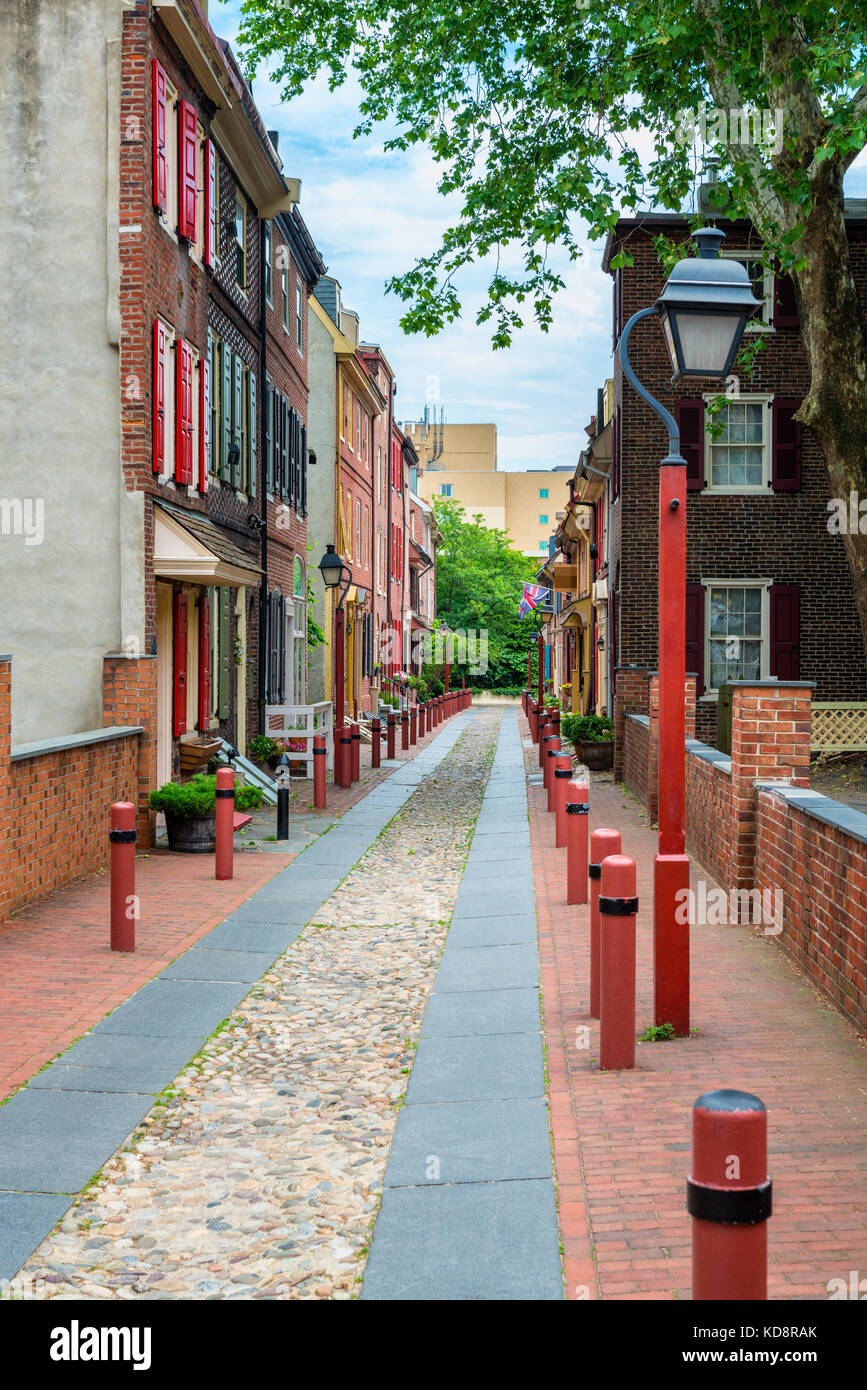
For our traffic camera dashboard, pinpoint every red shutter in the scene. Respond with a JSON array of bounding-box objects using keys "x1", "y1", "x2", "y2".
[
  {"x1": 685, "y1": 583, "x2": 705, "y2": 697},
  {"x1": 173, "y1": 591, "x2": 188, "y2": 737},
  {"x1": 676, "y1": 399, "x2": 705, "y2": 490},
  {"x1": 770, "y1": 584, "x2": 800, "y2": 679},
  {"x1": 198, "y1": 593, "x2": 211, "y2": 730},
  {"x1": 205, "y1": 138, "x2": 217, "y2": 268},
  {"x1": 773, "y1": 269, "x2": 799, "y2": 329},
  {"x1": 772, "y1": 398, "x2": 802, "y2": 491},
  {"x1": 199, "y1": 355, "x2": 210, "y2": 492},
  {"x1": 611, "y1": 406, "x2": 620, "y2": 497},
  {"x1": 152, "y1": 59, "x2": 167, "y2": 213},
  {"x1": 153, "y1": 319, "x2": 166, "y2": 474},
  {"x1": 175, "y1": 338, "x2": 193, "y2": 485},
  {"x1": 178, "y1": 100, "x2": 198, "y2": 241}
]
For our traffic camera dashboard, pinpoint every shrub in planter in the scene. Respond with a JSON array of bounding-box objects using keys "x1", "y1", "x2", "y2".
[
  {"x1": 561, "y1": 713, "x2": 615, "y2": 770},
  {"x1": 150, "y1": 775, "x2": 263, "y2": 852},
  {"x1": 249, "y1": 734, "x2": 280, "y2": 765}
]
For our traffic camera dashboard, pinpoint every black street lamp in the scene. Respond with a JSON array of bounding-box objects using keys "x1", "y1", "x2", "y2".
[{"x1": 318, "y1": 544, "x2": 353, "y2": 788}]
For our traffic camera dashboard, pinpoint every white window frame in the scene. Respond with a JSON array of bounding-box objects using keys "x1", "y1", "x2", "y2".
[
  {"x1": 160, "y1": 80, "x2": 179, "y2": 240},
  {"x1": 188, "y1": 343, "x2": 200, "y2": 494},
  {"x1": 157, "y1": 318, "x2": 176, "y2": 484},
  {"x1": 264, "y1": 222, "x2": 274, "y2": 305},
  {"x1": 722, "y1": 251, "x2": 774, "y2": 331},
  {"x1": 439, "y1": 483, "x2": 453, "y2": 497},
  {"x1": 191, "y1": 122, "x2": 206, "y2": 263},
  {"x1": 282, "y1": 259, "x2": 290, "y2": 333},
  {"x1": 702, "y1": 393, "x2": 773, "y2": 495},
  {"x1": 234, "y1": 191, "x2": 247, "y2": 296},
  {"x1": 296, "y1": 278, "x2": 304, "y2": 353},
  {"x1": 701, "y1": 577, "x2": 773, "y2": 697}
]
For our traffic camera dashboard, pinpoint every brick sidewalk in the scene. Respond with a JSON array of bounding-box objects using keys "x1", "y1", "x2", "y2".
[
  {"x1": 523, "y1": 710, "x2": 867, "y2": 1302},
  {"x1": 0, "y1": 711, "x2": 447, "y2": 1101}
]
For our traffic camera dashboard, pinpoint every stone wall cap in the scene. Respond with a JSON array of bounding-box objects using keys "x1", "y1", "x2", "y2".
[
  {"x1": 11, "y1": 726, "x2": 144, "y2": 761},
  {"x1": 727, "y1": 679, "x2": 817, "y2": 688},
  {"x1": 685, "y1": 737, "x2": 732, "y2": 773},
  {"x1": 626, "y1": 713, "x2": 651, "y2": 727},
  {"x1": 0, "y1": 654, "x2": 11, "y2": 661},
  {"x1": 756, "y1": 782, "x2": 867, "y2": 847}
]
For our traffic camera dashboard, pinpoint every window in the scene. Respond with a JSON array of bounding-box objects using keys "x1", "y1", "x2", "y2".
[
  {"x1": 707, "y1": 582, "x2": 768, "y2": 692},
  {"x1": 539, "y1": 541, "x2": 548, "y2": 550},
  {"x1": 439, "y1": 483, "x2": 453, "y2": 497},
  {"x1": 723, "y1": 252, "x2": 772, "y2": 327},
  {"x1": 376, "y1": 528, "x2": 383, "y2": 591},
  {"x1": 208, "y1": 333, "x2": 219, "y2": 477},
  {"x1": 376, "y1": 445, "x2": 383, "y2": 501},
  {"x1": 342, "y1": 379, "x2": 350, "y2": 442},
  {"x1": 364, "y1": 504, "x2": 370, "y2": 567},
  {"x1": 282, "y1": 259, "x2": 290, "y2": 332},
  {"x1": 705, "y1": 398, "x2": 770, "y2": 491},
  {"x1": 356, "y1": 500, "x2": 362, "y2": 563},
  {"x1": 192, "y1": 123, "x2": 206, "y2": 260},
  {"x1": 234, "y1": 192, "x2": 247, "y2": 293},
  {"x1": 264, "y1": 222, "x2": 273, "y2": 304},
  {"x1": 296, "y1": 278, "x2": 303, "y2": 353},
  {"x1": 539, "y1": 514, "x2": 548, "y2": 524},
  {"x1": 539, "y1": 488, "x2": 549, "y2": 498},
  {"x1": 152, "y1": 318, "x2": 176, "y2": 479},
  {"x1": 161, "y1": 78, "x2": 179, "y2": 235}
]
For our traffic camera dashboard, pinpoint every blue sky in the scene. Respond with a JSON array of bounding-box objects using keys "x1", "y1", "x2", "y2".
[{"x1": 216, "y1": 2, "x2": 867, "y2": 473}]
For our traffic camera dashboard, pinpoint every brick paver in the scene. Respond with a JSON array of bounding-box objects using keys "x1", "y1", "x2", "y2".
[
  {"x1": 523, "y1": 709, "x2": 867, "y2": 1302},
  {"x1": 0, "y1": 714, "x2": 442, "y2": 1101}
]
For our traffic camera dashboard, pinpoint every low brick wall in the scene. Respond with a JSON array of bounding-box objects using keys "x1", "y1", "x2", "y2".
[
  {"x1": 684, "y1": 739, "x2": 732, "y2": 891},
  {"x1": 622, "y1": 714, "x2": 649, "y2": 807},
  {"x1": 755, "y1": 786, "x2": 867, "y2": 1035},
  {"x1": 1, "y1": 728, "x2": 143, "y2": 922}
]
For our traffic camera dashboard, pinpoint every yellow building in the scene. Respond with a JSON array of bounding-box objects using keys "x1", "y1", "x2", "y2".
[{"x1": 406, "y1": 419, "x2": 572, "y2": 558}]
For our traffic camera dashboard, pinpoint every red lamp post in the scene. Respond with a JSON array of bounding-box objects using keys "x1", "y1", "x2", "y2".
[
  {"x1": 616, "y1": 227, "x2": 759, "y2": 1036},
  {"x1": 319, "y1": 544, "x2": 353, "y2": 788}
]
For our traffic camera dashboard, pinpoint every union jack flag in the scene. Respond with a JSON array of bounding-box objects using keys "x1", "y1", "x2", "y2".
[{"x1": 519, "y1": 583, "x2": 550, "y2": 617}]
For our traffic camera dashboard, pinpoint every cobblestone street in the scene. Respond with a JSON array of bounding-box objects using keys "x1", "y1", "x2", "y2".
[{"x1": 15, "y1": 711, "x2": 502, "y2": 1300}]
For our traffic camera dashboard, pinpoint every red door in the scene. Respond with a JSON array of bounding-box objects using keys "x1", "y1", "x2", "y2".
[{"x1": 173, "y1": 592, "x2": 188, "y2": 737}]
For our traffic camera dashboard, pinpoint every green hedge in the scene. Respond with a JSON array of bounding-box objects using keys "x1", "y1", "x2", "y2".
[{"x1": 149, "y1": 774, "x2": 263, "y2": 817}]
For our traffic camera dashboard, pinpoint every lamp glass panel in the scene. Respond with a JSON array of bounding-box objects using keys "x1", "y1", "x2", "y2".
[{"x1": 670, "y1": 311, "x2": 740, "y2": 375}]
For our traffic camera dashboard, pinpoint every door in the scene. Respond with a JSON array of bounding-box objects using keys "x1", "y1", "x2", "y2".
[{"x1": 156, "y1": 584, "x2": 173, "y2": 786}]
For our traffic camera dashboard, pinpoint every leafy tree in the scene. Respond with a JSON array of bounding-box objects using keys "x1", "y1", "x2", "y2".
[
  {"x1": 233, "y1": 0, "x2": 867, "y2": 656},
  {"x1": 427, "y1": 499, "x2": 541, "y2": 688}
]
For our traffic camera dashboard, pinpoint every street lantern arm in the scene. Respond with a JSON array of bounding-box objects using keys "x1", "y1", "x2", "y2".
[{"x1": 616, "y1": 306, "x2": 686, "y2": 468}]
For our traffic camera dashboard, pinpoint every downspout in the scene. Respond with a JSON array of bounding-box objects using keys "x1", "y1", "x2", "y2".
[{"x1": 258, "y1": 218, "x2": 269, "y2": 737}]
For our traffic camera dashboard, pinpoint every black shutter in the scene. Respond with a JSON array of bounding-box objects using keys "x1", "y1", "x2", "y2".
[
  {"x1": 685, "y1": 583, "x2": 706, "y2": 697},
  {"x1": 675, "y1": 399, "x2": 706, "y2": 491},
  {"x1": 294, "y1": 412, "x2": 303, "y2": 505},
  {"x1": 770, "y1": 584, "x2": 800, "y2": 679},
  {"x1": 300, "y1": 424, "x2": 308, "y2": 515},
  {"x1": 287, "y1": 406, "x2": 296, "y2": 508},
  {"x1": 611, "y1": 407, "x2": 620, "y2": 499},
  {"x1": 773, "y1": 269, "x2": 799, "y2": 329},
  {"x1": 264, "y1": 380, "x2": 273, "y2": 492},
  {"x1": 277, "y1": 594, "x2": 286, "y2": 702},
  {"x1": 771, "y1": 398, "x2": 802, "y2": 492},
  {"x1": 280, "y1": 398, "x2": 288, "y2": 499}
]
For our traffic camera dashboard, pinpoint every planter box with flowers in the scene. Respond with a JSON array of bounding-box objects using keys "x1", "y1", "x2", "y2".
[
  {"x1": 149, "y1": 774, "x2": 264, "y2": 853},
  {"x1": 561, "y1": 712, "x2": 615, "y2": 771}
]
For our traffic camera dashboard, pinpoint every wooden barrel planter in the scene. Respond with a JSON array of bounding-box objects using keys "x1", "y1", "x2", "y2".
[
  {"x1": 581, "y1": 739, "x2": 614, "y2": 771},
  {"x1": 164, "y1": 811, "x2": 217, "y2": 853}
]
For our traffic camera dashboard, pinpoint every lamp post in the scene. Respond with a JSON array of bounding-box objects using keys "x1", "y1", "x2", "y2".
[
  {"x1": 318, "y1": 544, "x2": 353, "y2": 787},
  {"x1": 616, "y1": 226, "x2": 758, "y2": 1036}
]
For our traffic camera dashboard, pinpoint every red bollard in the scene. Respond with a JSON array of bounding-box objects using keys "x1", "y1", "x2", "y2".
[
  {"x1": 339, "y1": 728, "x2": 352, "y2": 788},
  {"x1": 538, "y1": 721, "x2": 553, "y2": 769},
  {"x1": 417, "y1": 703, "x2": 425, "y2": 738},
  {"x1": 552, "y1": 754, "x2": 572, "y2": 846},
  {"x1": 529, "y1": 699, "x2": 538, "y2": 743},
  {"x1": 689, "y1": 1090, "x2": 771, "y2": 1301},
  {"x1": 400, "y1": 709, "x2": 409, "y2": 750},
  {"x1": 565, "y1": 780, "x2": 590, "y2": 893},
  {"x1": 215, "y1": 766, "x2": 234, "y2": 881},
  {"x1": 313, "y1": 734, "x2": 327, "y2": 807},
  {"x1": 545, "y1": 736, "x2": 562, "y2": 808},
  {"x1": 387, "y1": 712, "x2": 396, "y2": 760},
  {"x1": 350, "y1": 721, "x2": 360, "y2": 782},
  {"x1": 548, "y1": 707, "x2": 561, "y2": 738},
  {"x1": 599, "y1": 854, "x2": 637, "y2": 1070},
  {"x1": 110, "y1": 801, "x2": 137, "y2": 952},
  {"x1": 370, "y1": 718, "x2": 381, "y2": 770},
  {"x1": 588, "y1": 827, "x2": 621, "y2": 1012},
  {"x1": 410, "y1": 706, "x2": 418, "y2": 745}
]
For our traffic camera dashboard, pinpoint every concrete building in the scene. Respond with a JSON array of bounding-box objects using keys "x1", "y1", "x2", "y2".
[{"x1": 408, "y1": 419, "x2": 571, "y2": 557}]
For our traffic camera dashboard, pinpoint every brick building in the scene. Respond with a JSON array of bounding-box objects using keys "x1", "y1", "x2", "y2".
[{"x1": 604, "y1": 203, "x2": 867, "y2": 742}]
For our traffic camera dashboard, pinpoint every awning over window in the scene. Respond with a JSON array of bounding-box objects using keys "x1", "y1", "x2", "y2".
[
  {"x1": 154, "y1": 502, "x2": 262, "y2": 587},
  {"x1": 561, "y1": 597, "x2": 593, "y2": 629}
]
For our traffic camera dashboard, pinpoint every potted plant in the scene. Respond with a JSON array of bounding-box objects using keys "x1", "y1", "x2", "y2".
[
  {"x1": 562, "y1": 712, "x2": 615, "y2": 771},
  {"x1": 248, "y1": 734, "x2": 283, "y2": 773},
  {"x1": 149, "y1": 774, "x2": 263, "y2": 853}
]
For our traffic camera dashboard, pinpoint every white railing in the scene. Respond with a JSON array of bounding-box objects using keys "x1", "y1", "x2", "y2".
[{"x1": 265, "y1": 701, "x2": 334, "y2": 776}]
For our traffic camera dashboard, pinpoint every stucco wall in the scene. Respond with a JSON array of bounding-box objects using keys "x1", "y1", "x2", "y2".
[
  {"x1": 305, "y1": 304, "x2": 337, "y2": 703},
  {"x1": 0, "y1": 0, "x2": 131, "y2": 741}
]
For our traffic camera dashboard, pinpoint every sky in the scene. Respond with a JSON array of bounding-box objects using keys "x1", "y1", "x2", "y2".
[{"x1": 216, "y1": 1, "x2": 867, "y2": 474}]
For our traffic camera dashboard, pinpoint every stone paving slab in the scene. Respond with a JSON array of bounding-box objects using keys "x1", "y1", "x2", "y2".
[
  {"x1": 406, "y1": 1032, "x2": 544, "y2": 1104},
  {"x1": 0, "y1": 1195, "x2": 72, "y2": 1283},
  {"x1": 27, "y1": 1064, "x2": 173, "y2": 1095},
  {"x1": 361, "y1": 1179, "x2": 560, "y2": 1301},
  {"x1": 194, "y1": 919, "x2": 303, "y2": 953},
  {"x1": 0, "y1": 1090, "x2": 153, "y2": 1194},
  {"x1": 383, "y1": 1097, "x2": 552, "y2": 1186},
  {"x1": 446, "y1": 915, "x2": 538, "y2": 948},
  {"x1": 159, "y1": 949, "x2": 279, "y2": 983},
  {"x1": 420, "y1": 986, "x2": 541, "y2": 1038},
  {"x1": 89, "y1": 981, "x2": 250, "y2": 1038},
  {"x1": 49, "y1": 1032, "x2": 206, "y2": 1076},
  {"x1": 433, "y1": 942, "x2": 539, "y2": 992}
]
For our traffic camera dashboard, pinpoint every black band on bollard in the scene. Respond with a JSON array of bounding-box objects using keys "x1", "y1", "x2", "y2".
[
  {"x1": 686, "y1": 1177, "x2": 772, "y2": 1225},
  {"x1": 599, "y1": 895, "x2": 639, "y2": 915},
  {"x1": 352, "y1": 730, "x2": 360, "y2": 740},
  {"x1": 588, "y1": 861, "x2": 601, "y2": 878},
  {"x1": 554, "y1": 768, "x2": 572, "y2": 779},
  {"x1": 313, "y1": 747, "x2": 327, "y2": 756},
  {"x1": 340, "y1": 735, "x2": 352, "y2": 744},
  {"x1": 109, "y1": 828, "x2": 137, "y2": 843},
  {"x1": 215, "y1": 788, "x2": 234, "y2": 800},
  {"x1": 566, "y1": 802, "x2": 590, "y2": 814}
]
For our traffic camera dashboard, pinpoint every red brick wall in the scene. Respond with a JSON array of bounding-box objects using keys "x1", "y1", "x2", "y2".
[
  {"x1": 102, "y1": 655, "x2": 158, "y2": 844},
  {"x1": 614, "y1": 666, "x2": 649, "y2": 781},
  {"x1": 685, "y1": 752, "x2": 732, "y2": 890},
  {"x1": 730, "y1": 683, "x2": 812, "y2": 889},
  {"x1": 755, "y1": 790, "x2": 867, "y2": 1034},
  {"x1": 622, "y1": 716, "x2": 649, "y2": 808}
]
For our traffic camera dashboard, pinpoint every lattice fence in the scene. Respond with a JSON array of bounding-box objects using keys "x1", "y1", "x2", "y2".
[{"x1": 811, "y1": 703, "x2": 867, "y2": 753}]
